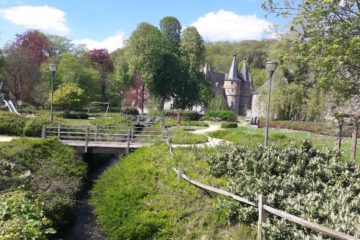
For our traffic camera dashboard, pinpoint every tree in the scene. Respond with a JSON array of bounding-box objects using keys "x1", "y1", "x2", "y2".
[
  {"x1": 173, "y1": 26, "x2": 209, "y2": 109},
  {"x1": 263, "y1": 0, "x2": 360, "y2": 159},
  {"x1": 15, "y1": 30, "x2": 50, "y2": 65},
  {"x1": 89, "y1": 49, "x2": 114, "y2": 100},
  {"x1": 126, "y1": 22, "x2": 175, "y2": 106},
  {"x1": 56, "y1": 53, "x2": 100, "y2": 100},
  {"x1": 160, "y1": 16, "x2": 182, "y2": 52},
  {"x1": 52, "y1": 83, "x2": 85, "y2": 115},
  {"x1": 1, "y1": 45, "x2": 40, "y2": 103},
  {"x1": 47, "y1": 35, "x2": 74, "y2": 56}
]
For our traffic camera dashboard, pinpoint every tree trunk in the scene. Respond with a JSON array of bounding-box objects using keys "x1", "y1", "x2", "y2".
[
  {"x1": 351, "y1": 119, "x2": 359, "y2": 162},
  {"x1": 334, "y1": 118, "x2": 343, "y2": 151}
]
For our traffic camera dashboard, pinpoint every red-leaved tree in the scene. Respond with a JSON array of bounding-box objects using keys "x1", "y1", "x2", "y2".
[
  {"x1": 89, "y1": 49, "x2": 114, "y2": 100},
  {"x1": 15, "y1": 30, "x2": 50, "y2": 65},
  {"x1": 122, "y1": 72, "x2": 149, "y2": 112}
]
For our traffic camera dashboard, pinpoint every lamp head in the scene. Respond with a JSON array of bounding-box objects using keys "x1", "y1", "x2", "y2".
[
  {"x1": 265, "y1": 61, "x2": 278, "y2": 77},
  {"x1": 49, "y1": 64, "x2": 57, "y2": 73}
]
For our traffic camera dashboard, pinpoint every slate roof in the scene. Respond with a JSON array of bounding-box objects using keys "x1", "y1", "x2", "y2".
[{"x1": 226, "y1": 54, "x2": 242, "y2": 81}]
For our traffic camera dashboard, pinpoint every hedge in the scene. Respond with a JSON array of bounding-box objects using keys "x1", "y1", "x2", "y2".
[
  {"x1": 221, "y1": 122, "x2": 238, "y2": 128},
  {"x1": 204, "y1": 110, "x2": 237, "y2": 122},
  {"x1": 0, "y1": 112, "x2": 27, "y2": 135},
  {"x1": 163, "y1": 110, "x2": 202, "y2": 121}
]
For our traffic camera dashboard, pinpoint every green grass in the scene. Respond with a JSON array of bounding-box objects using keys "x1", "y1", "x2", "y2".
[
  {"x1": 170, "y1": 129, "x2": 208, "y2": 144},
  {"x1": 209, "y1": 127, "x2": 360, "y2": 162},
  {"x1": 91, "y1": 145, "x2": 256, "y2": 239}
]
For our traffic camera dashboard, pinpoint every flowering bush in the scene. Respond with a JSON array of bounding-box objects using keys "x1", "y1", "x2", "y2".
[{"x1": 208, "y1": 141, "x2": 360, "y2": 239}]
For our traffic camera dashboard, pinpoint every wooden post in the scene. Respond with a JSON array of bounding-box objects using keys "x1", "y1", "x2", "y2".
[
  {"x1": 41, "y1": 125, "x2": 46, "y2": 138},
  {"x1": 95, "y1": 124, "x2": 99, "y2": 141},
  {"x1": 257, "y1": 194, "x2": 266, "y2": 240},
  {"x1": 131, "y1": 126, "x2": 134, "y2": 141},
  {"x1": 84, "y1": 127, "x2": 89, "y2": 153},
  {"x1": 126, "y1": 129, "x2": 130, "y2": 154},
  {"x1": 351, "y1": 119, "x2": 359, "y2": 162},
  {"x1": 57, "y1": 122, "x2": 61, "y2": 139}
]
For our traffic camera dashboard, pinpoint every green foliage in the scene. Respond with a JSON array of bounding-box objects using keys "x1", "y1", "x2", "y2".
[
  {"x1": 170, "y1": 129, "x2": 208, "y2": 144},
  {"x1": 204, "y1": 110, "x2": 237, "y2": 122},
  {"x1": 0, "y1": 138, "x2": 87, "y2": 230},
  {"x1": 0, "y1": 112, "x2": 27, "y2": 135},
  {"x1": 160, "y1": 16, "x2": 182, "y2": 51},
  {"x1": 52, "y1": 83, "x2": 86, "y2": 114},
  {"x1": 208, "y1": 94, "x2": 229, "y2": 111},
  {"x1": 56, "y1": 53, "x2": 101, "y2": 100},
  {"x1": 90, "y1": 116, "x2": 133, "y2": 127},
  {"x1": 164, "y1": 119, "x2": 209, "y2": 128},
  {"x1": 122, "y1": 107, "x2": 139, "y2": 115},
  {"x1": 163, "y1": 110, "x2": 202, "y2": 121},
  {"x1": 23, "y1": 114, "x2": 51, "y2": 137},
  {"x1": 208, "y1": 141, "x2": 360, "y2": 239},
  {"x1": 0, "y1": 190, "x2": 56, "y2": 240},
  {"x1": 221, "y1": 122, "x2": 238, "y2": 128},
  {"x1": 91, "y1": 145, "x2": 255, "y2": 239}
]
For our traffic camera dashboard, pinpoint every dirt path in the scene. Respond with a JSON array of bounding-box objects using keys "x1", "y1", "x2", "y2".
[
  {"x1": 192, "y1": 122, "x2": 221, "y2": 135},
  {"x1": 0, "y1": 135, "x2": 17, "y2": 142}
]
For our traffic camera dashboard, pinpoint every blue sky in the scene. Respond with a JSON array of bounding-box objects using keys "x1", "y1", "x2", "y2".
[{"x1": 0, "y1": 0, "x2": 288, "y2": 52}]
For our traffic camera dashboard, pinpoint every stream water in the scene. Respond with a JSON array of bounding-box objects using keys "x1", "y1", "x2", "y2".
[{"x1": 62, "y1": 155, "x2": 121, "y2": 240}]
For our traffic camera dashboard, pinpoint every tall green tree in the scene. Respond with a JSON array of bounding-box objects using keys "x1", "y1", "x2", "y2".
[
  {"x1": 160, "y1": 16, "x2": 182, "y2": 52},
  {"x1": 173, "y1": 26, "x2": 210, "y2": 109},
  {"x1": 126, "y1": 22, "x2": 176, "y2": 106}
]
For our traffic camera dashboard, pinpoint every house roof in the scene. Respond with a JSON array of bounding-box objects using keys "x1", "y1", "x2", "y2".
[{"x1": 226, "y1": 54, "x2": 242, "y2": 82}]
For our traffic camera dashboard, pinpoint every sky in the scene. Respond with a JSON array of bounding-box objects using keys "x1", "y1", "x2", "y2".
[{"x1": 0, "y1": 0, "x2": 289, "y2": 52}]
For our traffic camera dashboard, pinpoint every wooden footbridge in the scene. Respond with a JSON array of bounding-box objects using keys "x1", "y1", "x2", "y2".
[{"x1": 42, "y1": 120, "x2": 168, "y2": 154}]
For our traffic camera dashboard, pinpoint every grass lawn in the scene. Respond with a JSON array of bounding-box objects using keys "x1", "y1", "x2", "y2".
[
  {"x1": 209, "y1": 126, "x2": 360, "y2": 162},
  {"x1": 170, "y1": 129, "x2": 208, "y2": 144}
]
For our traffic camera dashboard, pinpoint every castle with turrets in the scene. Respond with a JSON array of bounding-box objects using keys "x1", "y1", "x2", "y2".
[{"x1": 203, "y1": 54, "x2": 255, "y2": 116}]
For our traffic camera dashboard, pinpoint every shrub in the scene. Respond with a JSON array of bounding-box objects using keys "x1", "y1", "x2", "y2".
[
  {"x1": 221, "y1": 122, "x2": 238, "y2": 128},
  {"x1": 204, "y1": 110, "x2": 237, "y2": 122},
  {"x1": 0, "y1": 190, "x2": 56, "y2": 240},
  {"x1": 0, "y1": 138, "x2": 87, "y2": 231},
  {"x1": 164, "y1": 118, "x2": 209, "y2": 128},
  {"x1": 170, "y1": 129, "x2": 208, "y2": 144},
  {"x1": 23, "y1": 115, "x2": 51, "y2": 137},
  {"x1": 91, "y1": 146, "x2": 252, "y2": 239},
  {"x1": 122, "y1": 107, "x2": 139, "y2": 115},
  {"x1": 164, "y1": 110, "x2": 202, "y2": 121},
  {"x1": 0, "y1": 112, "x2": 26, "y2": 135},
  {"x1": 90, "y1": 116, "x2": 133, "y2": 127},
  {"x1": 63, "y1": 112, "x2": 89, "y2": 119},
  {"x1": 208, "y1": 141, "x2": 360, "y2": 239}
]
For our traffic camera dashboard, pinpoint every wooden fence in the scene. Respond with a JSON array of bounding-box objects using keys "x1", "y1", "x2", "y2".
[{"x1": 173, "y1": 168, "x2": 359, "y2": 240}]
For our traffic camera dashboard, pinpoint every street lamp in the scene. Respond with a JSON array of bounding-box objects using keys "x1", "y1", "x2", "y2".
[
  {"x1": 49, "y1": 64, "x2": 57, "y2": 122},
  {"x1": 264, "y1": 61, "x2": 278, "y2": 146}
]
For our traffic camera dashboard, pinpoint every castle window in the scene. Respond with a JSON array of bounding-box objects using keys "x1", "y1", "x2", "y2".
[{"x1": 231, "y1": 81, "x2": 233, "y2": 85}]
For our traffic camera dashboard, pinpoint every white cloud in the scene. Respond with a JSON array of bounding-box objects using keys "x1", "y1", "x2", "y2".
[
  {"x1": 191, "y1": 10, "x2": 272, "y2": 41},
  {"x1": 73, "y1": 33, "x2": 125, "y2": 52},
  {"x1": 0, "y1": 5, "x2": 69, "y2": 35}
]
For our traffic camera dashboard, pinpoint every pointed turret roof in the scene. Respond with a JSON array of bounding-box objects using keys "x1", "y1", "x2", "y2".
[
  {"x1": 240, "y1": 57, "x2": 255, "y2": 90},
  {"x1": 226, "y1": 54, "x2": 241, "y2": 81}
]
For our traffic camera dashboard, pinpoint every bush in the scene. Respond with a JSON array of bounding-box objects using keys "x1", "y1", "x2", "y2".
[
  {"x1": 208, "y1": 141, "x2": 360, "y2": 239},
  {"x1": 122, "y1": 107, "x2": 139, "y2": 115},
  {"x1": 23, "y1": 115, "x2": 51, "y2": 137},
  {"x1": 221, "y1": 122, "x2": 238, "y2": 128},
  {"x1": 0, "y1": 190, "x2": 56, "y2": 240},
  {"x1": 170, "y1": 129, "x2": 208, "y2": 144},
  {"x1": 164, "y1": 110, "x2": 202, "y2": 121},
  {"x1": 204, "y1": 110, "x2": 237, "y2": 122},
  {"x1": 90, "y1": 116, "x2": 133, "y2": 127},
  {"x1": 0, "y1": 138, "x2": 87, "y2": 231},
  {"x1": 91, "y1": 145, "x2": 254, "y2": 239},
  {"x1": 0, "y1": 112, "x2": 26, "y2": 135},
  {"x1": 63, "y1": 112, "x2": 89, "y2": 119}
]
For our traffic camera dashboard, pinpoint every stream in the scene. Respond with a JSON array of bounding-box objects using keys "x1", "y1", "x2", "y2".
[{"x1": 62, "y1": 154, "x2": 121, "y2": 240}]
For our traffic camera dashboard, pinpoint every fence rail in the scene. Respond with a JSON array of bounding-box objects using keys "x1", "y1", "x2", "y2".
[
  {"x1": 42, "y1": 122, "x2": 167, "y2": 153},
  {"x1": 173, "y1": 168, "x2": 359, "y2": 240}
]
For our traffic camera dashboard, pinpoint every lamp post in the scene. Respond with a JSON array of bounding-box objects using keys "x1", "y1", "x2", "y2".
[
  {"x1": 49, "y1": 64, "x2": 57, "y2": 122},
  {"x1": 264, "y1": 61, "x2": 278, "y2": 146}
]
